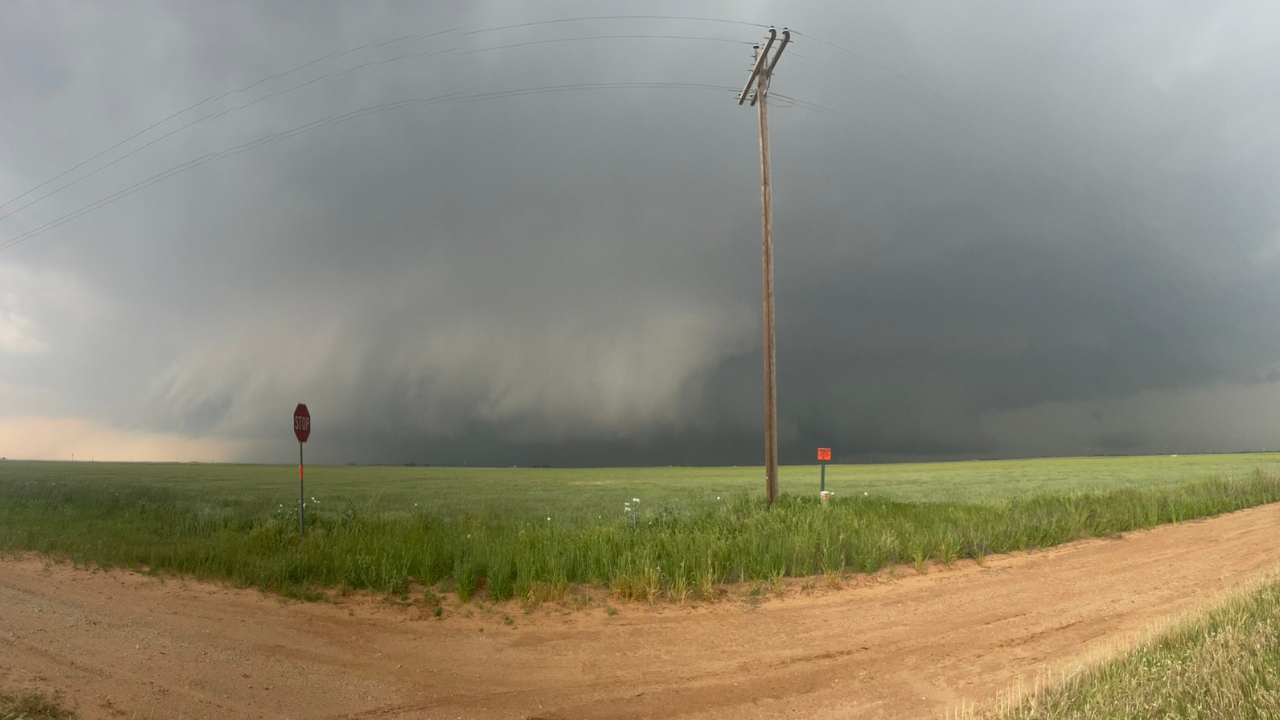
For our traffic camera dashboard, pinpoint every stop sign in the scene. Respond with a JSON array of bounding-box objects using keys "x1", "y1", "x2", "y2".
[{"x1": 293, "y1": 404, "x2": 311, "y2": 443}]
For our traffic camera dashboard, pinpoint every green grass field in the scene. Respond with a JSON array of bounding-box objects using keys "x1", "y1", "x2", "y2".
[{"x1": 3, "y1": 454, "x2": 1280, "y2": 602}]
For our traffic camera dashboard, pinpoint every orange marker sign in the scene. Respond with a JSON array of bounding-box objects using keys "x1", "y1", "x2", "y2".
[{"x1": 817, "y1": 447, "x2": 832, "y2": 462}]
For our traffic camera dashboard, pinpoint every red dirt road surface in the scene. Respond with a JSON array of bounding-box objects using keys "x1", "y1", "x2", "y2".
[{"x1": 3, "y1": 503, "x2": 1280, "y2": 720}]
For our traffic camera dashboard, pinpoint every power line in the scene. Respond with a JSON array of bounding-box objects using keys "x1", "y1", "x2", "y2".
[
  {"x1": 234, "y1": 32, "x2": 420, "y2": 95},
  {"x1": 783, "y1": 53, "x2": 1269, "y2": 319},
  {"x1": 463, "y1": 34, "x2": 751, "y2": 56},
  {"x1": 787, "y1": 45, "x2": 1172, "y2": 244},
  {"x1": 789, "y1": 30, "x2": 965, "y2": 115},
  {"x1": 461, "y1": 82, "x2": 737, "y2": 104},
  {"x1": 1, "y1": 15, "x2": 759, "y2": 218},
  {"x1": 0, "y1": 46, "x2": 461, "y2": 225},
  {"x1": 1, "y1": 31, "x2": 750, "y2": 225},
  {"x1": 787, "y1": 51, "x2": 923, "y2": 115},
  {"x1": 786, "y1": 46, "x2": 1113, "y2": 207},
  {"x1": 0, "y1": 94, "x2": 458, "y2": 253},
  {"x1": 790, "y1": 30, "x2": 1208, "y2": 279},
  {"x1": 770, "y1": 93, "x2": 963, "y2": 165},
  {"x1": 0, "y1": 28, "x2": 455, "y2": 214},
  {"x1": 781, "y1": 36, "x2": 1262, "y2": 299},
  {"x1": 217, "y1": 47, "x2": 460, "y2": 118},
  {"x1": 0, "y1": 82, "x2": 738, "y2": 254},
  {"x1": 462, "y1": 15, "x2": 768, "y2": 36}
]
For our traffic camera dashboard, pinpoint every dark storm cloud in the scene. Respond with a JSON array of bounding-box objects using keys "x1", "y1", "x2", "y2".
[{"x1": 3, "y1": 1, "x2": 1280, "y2": 464}]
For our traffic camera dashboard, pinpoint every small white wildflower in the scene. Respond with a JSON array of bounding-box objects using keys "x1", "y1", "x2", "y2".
[
  {"x1": 547, "y1": 516, "x2": 551, "y2": 521},
  {"x1": 633, "y1": 498, "x2": 640, "y2": 503},
  {"x1": 863, "y1": 492, "x2": 868, "y2": 496}
]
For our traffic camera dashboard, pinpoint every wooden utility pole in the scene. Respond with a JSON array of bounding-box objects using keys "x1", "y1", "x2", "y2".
[{"x1": 739, "y1": 28, "x2": 790, "y2": 506}]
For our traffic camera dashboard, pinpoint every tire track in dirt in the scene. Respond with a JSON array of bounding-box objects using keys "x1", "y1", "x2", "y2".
[{"x1": 3, "y1": 502, "x2": 1279, "y2": 720}]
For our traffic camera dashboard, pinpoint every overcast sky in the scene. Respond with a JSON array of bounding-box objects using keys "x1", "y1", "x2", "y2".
[{"x1": 3, "y1": 1, "x2": 1280, "y2": 465}]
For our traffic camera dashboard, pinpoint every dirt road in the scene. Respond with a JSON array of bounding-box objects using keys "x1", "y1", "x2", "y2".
[{"x1": 3, "y1": 504, "x2": 1279, "y2": 720}]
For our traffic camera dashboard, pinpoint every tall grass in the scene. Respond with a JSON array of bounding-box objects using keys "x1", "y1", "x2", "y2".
[
  {"x1": 986, "y1": 575, "x2": 1280, "y2": 719},
  {"x1": 3, "y1": 469, "x2": 1279, "y2": 602}
]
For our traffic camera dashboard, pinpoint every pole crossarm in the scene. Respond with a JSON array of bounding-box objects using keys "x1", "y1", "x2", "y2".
[{"x1": 737, "y1": 28, "x2": 777, "y2": 105}]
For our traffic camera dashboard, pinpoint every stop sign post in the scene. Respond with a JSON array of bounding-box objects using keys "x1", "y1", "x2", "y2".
[{"x1": 294, "y1": 404, "x2": 311, "y2": 536}]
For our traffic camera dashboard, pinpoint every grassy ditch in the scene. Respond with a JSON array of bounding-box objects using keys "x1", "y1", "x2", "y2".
[{"x1": 989, "y1": 575, "x2": 1280, "y2": 719}]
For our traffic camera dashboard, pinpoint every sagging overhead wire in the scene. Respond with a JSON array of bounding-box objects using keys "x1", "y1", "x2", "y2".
[
  {"x1": 0, "y1": 93, "x2": 452, "y2": 253},
  {"x1": 770, "y1": 92, "x2": 966, "y2": 167},
  {"x1": 457, "y1": 82, "x2": 740, "y2": 109},
  {"x1": 789, "y1": 29, "x2": 966, "y2": 116},
  {"x1": 788, "y1": 29, "x2": 1195, "y2": 269},
  {"x1": 780, "y1": 40, "x2": 1255, "y2": 301},
  {"x1": 462, "y1": 15, "x2": 769, "y2": 36},
  {"x1": 0, "y1": 28, "x2": 456, "y2": 214},
  {"x1": 787, "y1": 51, "x2": 926, "y2": 117},
  {"x1": 0, "y1": 26, "x2": 754, "y2": 226},
  {"x1": 0, "y1": 82, "x2": 739, "y2": 254},
  {"x1": 0, "y1": 46, "x2": 459, "y2": 226},
  {"x1": 462, "y1": 34, "x2": 752, "y2": 56}
]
